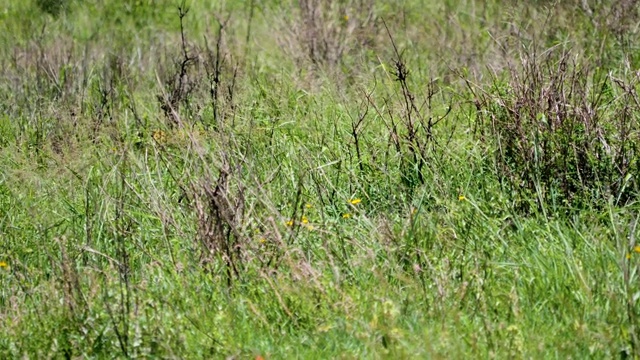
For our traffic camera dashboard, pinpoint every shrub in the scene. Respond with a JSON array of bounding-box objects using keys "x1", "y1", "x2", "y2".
[
  {"x1": 36, "y1": 0, "x2": 69, "y2": 16},
  {"x1": 475, "y1": 48, "x2": 640, "y2": 211}
]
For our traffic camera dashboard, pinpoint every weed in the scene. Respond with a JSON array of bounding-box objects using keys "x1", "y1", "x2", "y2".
[{"x1": 474, "y1": 46, "x2": 640, "y2": 212}]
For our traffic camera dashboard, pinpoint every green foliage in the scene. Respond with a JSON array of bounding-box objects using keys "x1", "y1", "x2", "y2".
[
  {"x1": 1, "y1": 0, "x2": 640, "y2": 358},
  {"x1": 35, "y1": 0, "x2": 69, "y2": 16}
]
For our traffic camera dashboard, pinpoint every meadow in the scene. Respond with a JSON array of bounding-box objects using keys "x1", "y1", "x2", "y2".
[{"x1": 1, "y1": 0, "x2": 640, "y2": 358}]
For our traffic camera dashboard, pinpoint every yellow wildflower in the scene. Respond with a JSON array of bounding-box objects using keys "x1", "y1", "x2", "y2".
[
  {"x1": 0, "y1": 261, "x2": 7, "y2": 269},
  {"x1": 285, "y1": 220, "x2": 294, "y2": 227},
  {"x1": 301, "y1": 216, "x2": 309, "y2": 224},
  {"x1": 259, "y1": 238, "x2": 267, "y2": 244},
  {"x1": 458, "y1": 195, "x2": 466, "y2": 201},
  {"x1": 152, "y1": 130, "x2": 166, "y2": 143},
  {"x1": 344, "y1": 14, "x2": 349, "y2": 21},
  {"x1": 627, "y1": 253, "x2": 632, "y2": 260},
  {"x1": 305, "y1": 203, "x2": 312, "y2": 209},
  {"x1": 634, "y1": 245, "x2": 640, "y2": 253},
  {"x1": 349, "y1": 198, "x2": 362, "y2": 205},
  {"x1": 342, "y1": 213, "x2": 351, "y2": 219}
]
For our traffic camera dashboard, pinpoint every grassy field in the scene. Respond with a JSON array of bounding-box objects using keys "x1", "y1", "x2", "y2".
[{"x1": 1, "y1": 0, "x2": 640, "y2": 358}]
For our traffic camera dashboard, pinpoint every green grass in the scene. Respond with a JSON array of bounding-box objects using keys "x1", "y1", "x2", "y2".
[{"x1": 1, "y1": 0, "x2": 640, "y2": 358}]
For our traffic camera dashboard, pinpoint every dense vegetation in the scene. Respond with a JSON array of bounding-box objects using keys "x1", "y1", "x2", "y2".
[{"x1": 1, "y1": 0, "x2": 640, "y2": 358}]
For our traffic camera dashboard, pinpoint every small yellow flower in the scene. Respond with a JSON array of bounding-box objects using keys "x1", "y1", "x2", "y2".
[
  {"x1": 343, "y1": 14, "x2": 349, "y2": 21},
  {"x1": 627, "y1": 253, "x2": 632, "y2": 260},
  {"x1": 152, "y1": 130, "x2": 166, "y2": 143},
  {"x1": 0, "y1": 261, "x2": 7, "y2": 269},
  {"x1": 259, "y1": 238, "x2": 267, "y2": 244},
  {"x1": 301, "y1": 216, "x2": 309, "y2": 224},
  {"x1": 342, "y1": 213, "x2": 351, "y2": 219},
  {"x1": 634, "y1": 245, "x2": 640, "y2": 253},
  {"x1": 285, "y1": 220, "x2": 294, "y2": 227},
  {"x1": 349, "y1": 198, "x2": 362, "y2": 205},
  {"x1": 458, "y1": 195, "x2": 466, "y2": 201},
  {"x1": 305, "y1": 203, "x2": 312, "y2": 209}
]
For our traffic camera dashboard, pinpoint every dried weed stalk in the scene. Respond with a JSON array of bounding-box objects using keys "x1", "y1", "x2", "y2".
[
  {"x1": 157, "y1": 5, "x2": 200, "y2": 127},
  {"x1": 157, "y1": 5, "x2": 239, "y2": 129},
  {"x1": 365, "y1": 23, "x2": 452, "y2": 192},
  {"x1": 475, "y1": 47, "x2": 640, "y2": 210},
  {"x1": 191, "y1": 152, "x2": 247, "y2": 286},
  {"x1": 277, "y1": 0, "x2": 377, "y2": 70}
]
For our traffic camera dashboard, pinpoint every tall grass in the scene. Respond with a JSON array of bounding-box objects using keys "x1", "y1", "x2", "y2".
[{"x1": 1, "y1": 0, "x2": 639, "y2": 358}]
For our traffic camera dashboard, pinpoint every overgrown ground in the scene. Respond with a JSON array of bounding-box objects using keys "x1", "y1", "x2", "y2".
[{"x1": 1, "y1": 0, "x2": 640, "y2": 358}]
